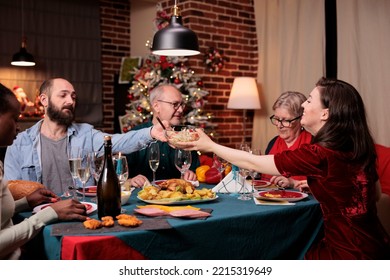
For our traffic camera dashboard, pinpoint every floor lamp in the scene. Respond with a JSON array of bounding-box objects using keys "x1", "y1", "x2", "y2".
[{"x1": 227, "y1": 77, "x2": 261, "y2": 144}]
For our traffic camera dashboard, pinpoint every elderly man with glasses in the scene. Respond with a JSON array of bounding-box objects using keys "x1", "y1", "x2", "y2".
[
  {"x1": 126, "y1": 84, "x2": 200, "y2": 187},
  {"x1": 262, "y1": 91, "x2": 312, "y2": 191}
]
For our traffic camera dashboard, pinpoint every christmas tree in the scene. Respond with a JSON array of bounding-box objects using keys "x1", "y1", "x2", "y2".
[{"x1": 119, "y1": 4, "x2": 216, "y2": 136}]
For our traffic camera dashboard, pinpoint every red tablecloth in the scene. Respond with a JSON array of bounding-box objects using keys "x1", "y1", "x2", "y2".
[{"x1": 61, "y1": 236, "x2": 147, "y2": 260}]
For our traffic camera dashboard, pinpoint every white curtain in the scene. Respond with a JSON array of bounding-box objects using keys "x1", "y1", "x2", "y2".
[
  {"x1": 337, "y1": 0, "x2": 390, "y2": 146},
  {"x1": 252, "y1": 0, "x2": 325, "y2": 152}
]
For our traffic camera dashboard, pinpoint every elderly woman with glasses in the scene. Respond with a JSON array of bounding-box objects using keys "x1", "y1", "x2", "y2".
[{"x1": 263, "y1": 91, "x2": 312, "y2": 190}]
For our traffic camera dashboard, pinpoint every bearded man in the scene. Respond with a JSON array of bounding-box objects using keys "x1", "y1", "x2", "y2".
[{"x1": 4, "y1": 78, "x2": 167, "y2": 194}]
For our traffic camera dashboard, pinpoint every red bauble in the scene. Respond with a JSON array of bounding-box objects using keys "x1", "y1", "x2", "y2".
[
  {"x1": 174, "y1": 78, "x2": 181, "y2": 84},
  {"x1": 137, "y1": 106, "x2": 142, "y2": 112},
  {"x1": 197, "y1": 80, "x2": 203, "y2": 87},
  {"x1": 128, "y1": 93, "x2": 134, "y2": 100}
]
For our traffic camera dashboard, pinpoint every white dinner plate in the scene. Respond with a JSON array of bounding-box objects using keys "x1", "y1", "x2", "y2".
[
  {"x1": 137, "y1": 195, "x2": 218, "y2": 205},
  {"x1": 76, "y1": 186, "x2": 97, "y2": 197},
  {"x1": 249, "y1": 180, "x2": 278, "y2": 190},
  {"x1": 254, "y1": 190, "x2": 308, "y2": 202},
  {"x1": 32, "y1": 202, "x2": 97, "y2": 215}
]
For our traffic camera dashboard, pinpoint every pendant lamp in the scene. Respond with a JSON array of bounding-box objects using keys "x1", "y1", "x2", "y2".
[
  {"x1": 11, "y1": 0, "x2": 36, "y2": 67},
  {"x1": 152, "y1": 1, "x2": 200, "y2": 57}
]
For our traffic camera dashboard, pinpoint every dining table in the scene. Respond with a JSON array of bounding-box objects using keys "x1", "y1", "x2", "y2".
[{"x1": 17, "y1": 184, "x2": 323, "y2": 260}]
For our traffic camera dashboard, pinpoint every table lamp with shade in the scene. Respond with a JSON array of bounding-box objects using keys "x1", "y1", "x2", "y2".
[{"x1": 227, "y1": 77, "x2": 261, "y2": 143}]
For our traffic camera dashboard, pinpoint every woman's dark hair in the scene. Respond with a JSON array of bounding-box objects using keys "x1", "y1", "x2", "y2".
[
  {"x1": 0, "y1": 83, "x2": 17, "y2": 114},
  {"x1": 313, "y1": 77, "x2": 376, "y2": 174}
]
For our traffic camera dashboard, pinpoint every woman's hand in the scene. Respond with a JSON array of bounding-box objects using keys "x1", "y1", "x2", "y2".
[
  {"x1": 50, "y1": 199, "x2": 88, "y2": 221},
  {"x1": 26, "y1": 188, "x2": 60, "y2": 208},
  {"x1": 270, "y1": 175, "x2": 294, "y2": 189},
  {"x1": 294, "y1": 180, "x2": 311, "y2": 193},
  {"x1": 173, "y1": 128, "x2": 214, "y2": 153}
]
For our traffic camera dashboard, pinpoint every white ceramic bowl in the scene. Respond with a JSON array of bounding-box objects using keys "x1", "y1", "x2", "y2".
[{"x1": 121, "y1": 190, "x2": 132, "y2": 205}]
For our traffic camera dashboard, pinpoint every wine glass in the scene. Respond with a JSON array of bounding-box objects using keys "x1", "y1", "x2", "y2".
[
  {"x1": 77, "y1": 150, "x2": 91, "y2": 202},
  {"x1": 66, "y1": 146, "x2": 81, "y2": 198},
  {"x1": 174, "y1": 149, "x2": 192, "y2": 179},
  {"x1": 248, "y1": 148, "x2": 261, "y2": 196},
  {"x1": 148, "y1": 142, "x2": 160, "y2": 185},
  {"x1": 91, "y1": 151, "x2": 104, "y2": 184},
  {"x1": 213, "y1": 153, "x2": 228, "y2": 181},
  {"x1": 113, "y1": 153, "x2": 128, "y2": 186},
  {"x1": 237, "y1": 143, "x2": 251, "y2": 200},
  {"x1": 90, "y1": 151, "x2": 104, "y2": 203}
]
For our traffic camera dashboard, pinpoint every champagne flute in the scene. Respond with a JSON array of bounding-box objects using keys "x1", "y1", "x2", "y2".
[
  {"x1": 67, "y1": 146, "x2": 81, "y2": 198},
  {"x1": 174, "y1": 149, "x2": 192, "y2": 179},
  {"x1": 113, "y1": 153, "x2": 128, "y2": 186},
  {"x1": 77, "y1": 150, "x2": 91, "y2": 202},
  {"x1": 148, "y1": 142, "x2": 160, "y2": 185}
]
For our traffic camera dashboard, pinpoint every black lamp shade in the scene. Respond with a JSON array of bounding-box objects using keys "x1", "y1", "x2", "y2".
[
  {"x1": 152, "y1": 15, "x2": 200, "y2": 56},
  {"x1": 11, "y1": 46, "x2": 35, "y2": 66}
]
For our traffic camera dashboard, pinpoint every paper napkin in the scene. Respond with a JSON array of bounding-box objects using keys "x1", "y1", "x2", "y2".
[{"x1": 212, "y1": 171, "x2": 252, "y2": 194}]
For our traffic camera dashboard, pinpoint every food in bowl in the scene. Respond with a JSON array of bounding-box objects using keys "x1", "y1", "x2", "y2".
[
  {"x1": 165, "y1": 128, "x2": 199, "y2": 144},
  {"x1": 121, "y1": 190, "x2": 132, "y2": 205}
]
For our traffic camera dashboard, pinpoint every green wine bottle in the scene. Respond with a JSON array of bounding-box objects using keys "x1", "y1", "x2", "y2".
[{"x1": 97, "y1": 135, "x2": 121, "y2": 219}]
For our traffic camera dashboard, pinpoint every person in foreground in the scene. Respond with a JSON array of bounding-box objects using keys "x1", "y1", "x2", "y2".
[
  {"x1": 177, "y1": 77, "x2": 390, "y2": 259},
  {"x1": 4, "y1": 78, "x2": 167, "y2": 194},
  {"x1": 126, "y1": 85, "x2": 199, "y2": 187},
  {"x1": 264, "y1": 91, "x2": 312, "y2": 191},
  {"x1": 0, "y1": 83, "x2": 87, "y2": 260}
]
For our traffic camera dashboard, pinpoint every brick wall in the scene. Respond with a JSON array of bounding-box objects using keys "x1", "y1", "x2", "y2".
[
  {"x1": 99, "y1": 0, "x2": 131, "y2": 132},
  {"x1": 100, "y1": 0, "x2": 258, "y2": 148},
  {"x1": 161, "y1": 0, "x2": 258, "y2": 148}
]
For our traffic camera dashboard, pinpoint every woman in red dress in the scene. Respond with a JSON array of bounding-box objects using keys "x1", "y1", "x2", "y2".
[{"x1": 178, "y1": 77, "x2": 390, "y2": 259}]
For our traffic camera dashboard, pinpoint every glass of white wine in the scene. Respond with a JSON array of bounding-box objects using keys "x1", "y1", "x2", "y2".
[
  {"x1": 67, "y1": 146, "x2": 81, "y2": 198},
  {"x1": 113, "y1": 153, "x2": 128, "y2": 186},
  {"x1": 77, "y1": 150, "x2": 92, "y2": 202},
  {"x1": 174, "y1": 149, "x2": 192, "y2": 179},
  {"x1": 148, "y1": 142, "x2": 160, "y2": 185}
]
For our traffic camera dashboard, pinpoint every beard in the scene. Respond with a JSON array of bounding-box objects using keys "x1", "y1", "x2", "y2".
[{"x1": 47, "y1": 99, "x2": 75, "y2": 126}]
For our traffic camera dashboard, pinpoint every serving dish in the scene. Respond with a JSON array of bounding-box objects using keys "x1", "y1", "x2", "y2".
[{"x1": 137, "y1": 195, "x2": 218, "y2": 205}]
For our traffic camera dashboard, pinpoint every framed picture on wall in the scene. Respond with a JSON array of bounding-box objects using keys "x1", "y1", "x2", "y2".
[{"x1": 119, "y1": 56, "x2": 142, "y2": 84}]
